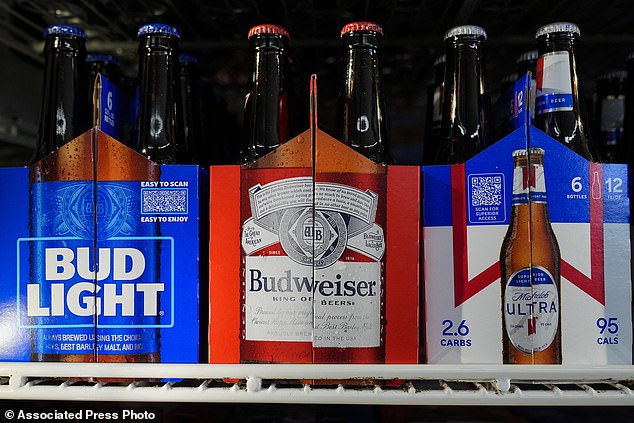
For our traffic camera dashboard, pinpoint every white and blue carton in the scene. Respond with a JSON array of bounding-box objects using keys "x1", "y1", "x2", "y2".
[
  {"x1": 0, "y1": 75, "x2": 203, "y2": 363},
  {"x1": 423, "y1": 75, "x2": 632, "y2": 364}
]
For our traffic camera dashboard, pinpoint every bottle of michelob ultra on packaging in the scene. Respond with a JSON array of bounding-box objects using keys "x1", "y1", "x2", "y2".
[{"x1": 500, "y1": 148, "x2": 562, "y2": 364}]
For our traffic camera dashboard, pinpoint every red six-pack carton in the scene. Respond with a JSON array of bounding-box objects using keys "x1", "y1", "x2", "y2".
[{"x1": 209, "y1": 78, "x2": 420, "y2": 364}]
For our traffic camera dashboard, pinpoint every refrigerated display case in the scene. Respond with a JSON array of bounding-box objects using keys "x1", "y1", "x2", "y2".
[{"x1": 0, "y1": 0, "x2": 633, "y2": 411}]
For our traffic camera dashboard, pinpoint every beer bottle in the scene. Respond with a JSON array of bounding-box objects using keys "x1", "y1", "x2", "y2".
[
  {"x1": 178, "y1": 53, "x2": 204, "y2": 166},
  {"x1": 30, "y1": 24, "x2": 92, "y2": 363},
  {"x1": 135, "y1": 23, "x2": 186, "y2": 164},
  {"x1": 436, "y1": 25, "x2": 492, "y2": 164},
  {"x1": 423, "y1": 54, "x2": 446, "y2": 165},
  {"x1": 337, "y1": 21, "x2": 392, "y2": 164},
  {"x1": 87, "y1": 53, "x2": 121, "y2": 95},
  {"x1": 500, "y1": 148, "x2": 561, "y2": 364},
  {"x1": 241, "y1": 24, "x2": 290, "y2": 164},
  {"x1": 32, "y1": 24, "x2": 90, "y2": 163},
  {"x1": 534, "y1": 22, "x2": 599, "y2": 161},
  {"x1": 596, "y1": 70, "x2": 627, "y2": 163}
]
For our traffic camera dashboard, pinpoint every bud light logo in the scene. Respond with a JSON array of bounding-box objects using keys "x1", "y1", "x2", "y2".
[{"x1": 17, "y1": 237, "x2": 174, "y2": 329}]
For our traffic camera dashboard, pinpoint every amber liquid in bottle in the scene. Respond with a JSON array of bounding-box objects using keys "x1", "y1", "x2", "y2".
[{"x1": 500, "y1": 149, "x2": 561, "y2": 364}]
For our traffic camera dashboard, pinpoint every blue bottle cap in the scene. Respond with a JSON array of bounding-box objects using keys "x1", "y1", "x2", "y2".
[
  {"x1": 43, "y1": 24, "x2": 87, "y2": 39},
  {"x1": 179, "y1": 53, "x2": 199, "y2": 64},
  {"x1": 137, "y1": 23, "x2": 180, "y2": 38},
  {"x1": 86, "y1": 53, "x2": 119, "y2": 65}
]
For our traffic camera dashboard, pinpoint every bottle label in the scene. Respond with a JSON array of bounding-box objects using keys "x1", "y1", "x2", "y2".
[
  {"x1": 313, "y1": 262, "x2": 381, "y2": 348},
  {"x1": 536, "y1": 51, "x2": 573, "y2": 115},
  {"x1": 511, "y1": 162, "x2": 547, "y2": 204},
  {"x1": 244, "y1": 256, "x2": 314, "y2": 342},
  {"x1": 242, "y1": 175, "x2": 384, "y2": 348},
  {"x1": 24, "y1": 181, "x2": 170, "y2": 355},
  {"x1": 504, "y1": 266, "x2": 559, "y2": 354}
]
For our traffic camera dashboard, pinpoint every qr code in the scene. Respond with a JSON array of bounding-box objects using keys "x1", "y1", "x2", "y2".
[
  {"x1": 142, "y1": 189, "x2": 187, "y2": 214},
  {"x1": 470, "y1": 175, "x2": 503, "y2": 207}
]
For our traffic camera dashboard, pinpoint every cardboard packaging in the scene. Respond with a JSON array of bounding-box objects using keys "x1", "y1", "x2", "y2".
[
  {"x1": 209, "y1": 76, "x2": 420, "y2": 364},
  {"x1": 0, "y1": 76, "x2": 203, "y2": 363},
  {"x1": 423, "y1": 75, "x2": 632, "y2": 364}
]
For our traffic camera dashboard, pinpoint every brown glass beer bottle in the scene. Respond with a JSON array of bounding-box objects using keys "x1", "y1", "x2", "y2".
[
  {"x1": 241, "y1": 24, "x2": 291, "y2": 164},
  {"x1": 436, "y1": 25, "x2": 492, "y2": 164},
  {"x1": 500, "y1": 148, "x2": 561, "y2": 364},
  {"x1": 534, "y1": 22, "x2": 599, "y2": 161}
]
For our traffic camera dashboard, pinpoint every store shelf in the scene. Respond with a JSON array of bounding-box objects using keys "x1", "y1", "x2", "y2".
[{"x1": 0, "y1": 363, "x2": 633, "y2": 405}]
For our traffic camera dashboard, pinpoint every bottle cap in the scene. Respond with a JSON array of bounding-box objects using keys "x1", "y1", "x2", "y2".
[
  {"x1": 86, "y1": 53, "x2": 119, "y2": 65},
  {"x1": 434, "y1": 54, "x2": 446, "y2": 66},
  {"x1": 179, "y1": 53, "x2": 199, "y2": 64},
  {"x1": 248, "y1": 24, "x2": 290, "y2": 39},
  {"x1": 535, "y1": 22, "x2": 580, "y2": 38},
  {"x1": 598, "y1": 70, "x2": 627, "y2": 81},
  {"x1": 444, "y1": 25, "x2": 487, "y2": 41},
  {"x1": 341, "y1": 22, "x2": 384, "y2": 37},
  {"x1": 516, "y1": 49, "x2": 538, "y2": 64},
  {"x1": 43, "y1": 25, "x2": 87, "y2": 39},
  {"x1": 512, "y1": 147, "x2": 545, "y2": 157},
  {"x1": 137, "y1": 24, "x2": 180, "y2": 38}
]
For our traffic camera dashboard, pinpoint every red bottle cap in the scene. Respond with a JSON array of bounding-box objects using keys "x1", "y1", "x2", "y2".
[
  {"x1": 248, "y1": 24, "x2": 290, "y2": 39},
  {"x1": 340, "y1": 21, "x2": 384, "y2": 37}
]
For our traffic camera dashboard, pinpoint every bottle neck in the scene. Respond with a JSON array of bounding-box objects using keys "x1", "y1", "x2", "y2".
[
  {"x1": 337, "y1": 32, "x2": 390, "y2": 164},
  {"x1": 512, "y1": 158, "x2": 548, "y2": 206},
  {"x1": 535, "y1": 34, "x2": 597, "y2": 161},
  {"x1": 241, "y1": 35, "x2": 289, "y2": 164},
  {"x1": 438, "y1": 36, "x2": 491, "y2": 164},
  {"x1": 34, "y1": 35, "x2": 89, "y2": 163},
  {"x1": 136, "y1": 34, "x2": 183, "y2": 164}
]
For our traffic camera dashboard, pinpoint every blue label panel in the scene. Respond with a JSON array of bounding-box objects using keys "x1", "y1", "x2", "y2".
[
  {"x1": 536, "y1": 93, "x2": 573, "y2": 115},
  {"x1": 468, "y1": 173, "x2": 506, "y2": 224},
  {"x1": 422, "y1": 166, "x2": 452, "y2": 227},
  {"x1": 100, "y1": 75, "x2": 134, "y2": 142},
  {"x1": 603, "y1": 164, "x2": 629, "y2": 224},
  {"x1": 513, "y1": 73, "x2": 532, "y2": 129}
]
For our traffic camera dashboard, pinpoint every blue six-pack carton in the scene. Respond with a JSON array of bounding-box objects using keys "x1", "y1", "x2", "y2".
[
  {"x1": 0, "y1": 76, "x2": 202, "y2": 362},
  {"x1": 423, "y1": 75, "x2": 632, "y2": 364}
]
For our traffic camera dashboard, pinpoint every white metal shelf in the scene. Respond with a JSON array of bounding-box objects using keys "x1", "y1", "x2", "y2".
[{"x1": 0, "y1": 363, "x2": 633, "y2": 405}]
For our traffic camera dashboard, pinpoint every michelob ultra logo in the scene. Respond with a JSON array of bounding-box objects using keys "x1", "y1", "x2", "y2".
[{"x1": 504, "y1": 266, "x2": 559, "y2": 354}]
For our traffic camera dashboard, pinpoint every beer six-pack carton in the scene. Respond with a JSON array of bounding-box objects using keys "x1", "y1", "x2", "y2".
[
  {"x1": 209, "y1": 77, "x2": 420, "y2": 364},
  {"x1": 0, "y1": 76, "x2": 203, "y2": 363},
  {"x1": 423, "y1": 75, "x2": 632, "y2": 364}
]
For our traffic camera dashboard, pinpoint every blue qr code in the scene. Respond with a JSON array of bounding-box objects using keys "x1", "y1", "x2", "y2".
[
  {"x1": 142, "y1": 189, "x2": 187, "y2": 213},
  {"x1": 470, "y1": 175, "x2": 503, "y2": 207}
]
